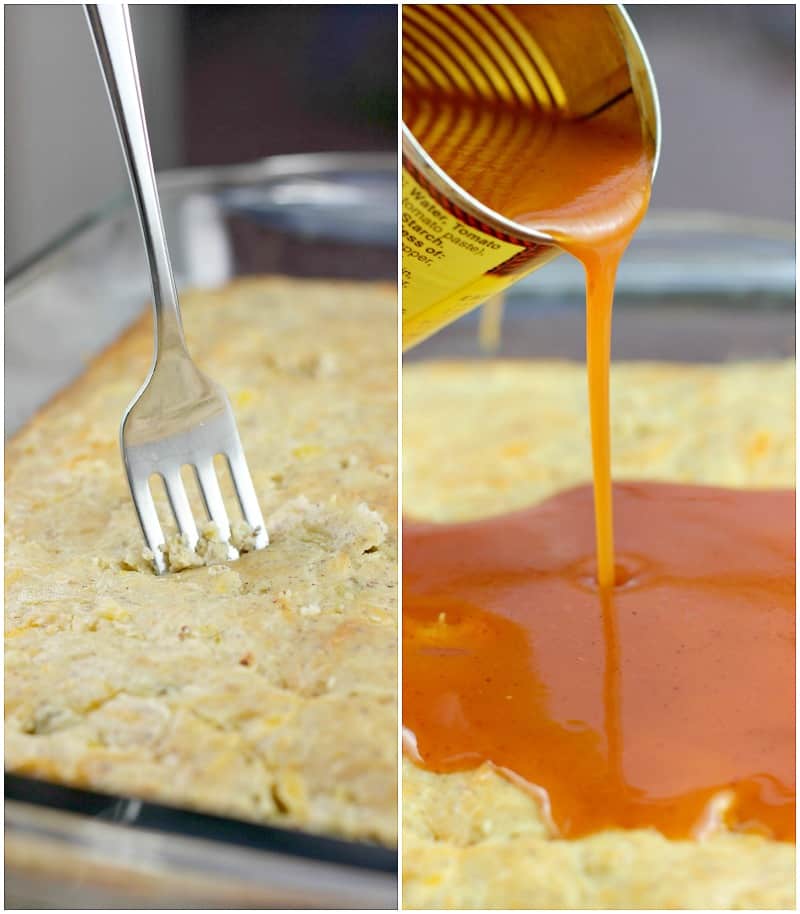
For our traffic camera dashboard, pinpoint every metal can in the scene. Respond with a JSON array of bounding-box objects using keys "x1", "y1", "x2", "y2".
[{"x1": 401, "y1": 4, "x2": 661, "y2": 350}]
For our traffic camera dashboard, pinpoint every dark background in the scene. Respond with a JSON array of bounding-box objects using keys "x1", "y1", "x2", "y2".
[
  {"x1": 627, "y1": 4, "x2": 795, "y2": 221},
  {"x1": 183, "y1": 5, "x2": 396, "y2": 163}
]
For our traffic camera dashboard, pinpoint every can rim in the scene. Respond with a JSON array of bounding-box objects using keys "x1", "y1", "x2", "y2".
[
  {"x1": 401, "y1": 3, "x2": 661, "y2": 247},
  {"x1": 611, "y1": 3, "x2": 662, "y2": 176}
]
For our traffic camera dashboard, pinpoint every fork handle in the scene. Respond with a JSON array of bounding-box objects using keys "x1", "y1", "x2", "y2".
[{"x1": 85, "y1": 4, "x2": 187, "y2": 357}]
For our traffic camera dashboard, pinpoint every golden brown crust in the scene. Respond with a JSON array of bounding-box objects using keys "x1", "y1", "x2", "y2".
[
  {"x1": 6, "y1": 276, "x2": 398, "y2": 846},
  {"x1": 402, "y1": 358, "x2": 795, "y2": 909}
]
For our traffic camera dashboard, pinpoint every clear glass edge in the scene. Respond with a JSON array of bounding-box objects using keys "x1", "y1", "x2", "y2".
[{"x1": 4, "y1": 152, "x2": 397, "y2": 296}]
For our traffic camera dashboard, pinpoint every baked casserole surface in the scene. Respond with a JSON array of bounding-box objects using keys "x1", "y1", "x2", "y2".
[{"x1": 5, "y1": 277, "x2": 398, "y2": 846}]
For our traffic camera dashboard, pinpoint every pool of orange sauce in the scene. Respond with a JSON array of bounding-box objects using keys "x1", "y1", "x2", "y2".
[
  {"x1": 404, "y1": 92, "x2": 796, "y2": 839},
  {"x1": 404, "y1": 482, "x2": 795, "y2": 841}
]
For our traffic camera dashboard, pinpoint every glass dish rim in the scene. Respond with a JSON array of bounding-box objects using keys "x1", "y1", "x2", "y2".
[
  {"x1": 4, "y1": 151, "x2": 397, "y2": 293},
  {"x1": 6, "y1": 773, "x2": 396, "y2": 873}
]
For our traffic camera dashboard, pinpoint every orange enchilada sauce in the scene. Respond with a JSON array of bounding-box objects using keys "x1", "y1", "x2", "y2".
[
  {"x1": 403, "y1": 88, "x2": 796, "y2": 840},
  {"x1": 404, "y1": 483, "x2": 795, "y2": 841}
]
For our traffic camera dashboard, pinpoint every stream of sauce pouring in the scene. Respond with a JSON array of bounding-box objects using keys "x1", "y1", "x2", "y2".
[
  {"x1": 404, "y1": 95, "x2": 796, "y2": 838},
  {"x1": 405, "y1": 95, "x2": 653, "y2": 587}
]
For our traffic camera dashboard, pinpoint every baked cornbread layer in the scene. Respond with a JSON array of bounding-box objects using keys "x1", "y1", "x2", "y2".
[
  {"x1": 6, "y1": 277, "x2": 398, "y2": 846},
  {"x1": 402, "y1": 359, "x2": 795, "y2": 909},
  {"x1": 404, "y1": 360, "x2": 794, "y2": 522}
]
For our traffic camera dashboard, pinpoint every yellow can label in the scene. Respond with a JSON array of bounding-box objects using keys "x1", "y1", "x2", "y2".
[{"x1": 402, "y1": 170, "x2": 530, "y2": 350}]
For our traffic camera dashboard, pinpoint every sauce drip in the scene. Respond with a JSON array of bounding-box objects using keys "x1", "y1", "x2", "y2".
[
  {"x1": 404, "y1": 482, "x2": 795, "y2": 841},
  {"x1": 405, "y1": 94, "x2": 653, "y2": 586}
]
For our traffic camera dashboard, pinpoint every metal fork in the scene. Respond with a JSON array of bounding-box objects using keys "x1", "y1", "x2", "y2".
[{"x1": 85, "y1": 5, "x2": 267, "y2": 573}]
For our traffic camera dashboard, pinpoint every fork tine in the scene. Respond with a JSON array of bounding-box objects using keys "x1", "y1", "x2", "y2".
[
  {"x1": 163, "y1": 468, "x2": 199, "y2": 550},
  {"x1": 130, "y1": 475, "x2": 167, "y2": 574},
  {"x1": 226, "y1": 451, "x2": 269, "y2": 548},
  {"x1": 194, "y1": 459, "x2": 237, "y2": 559}
]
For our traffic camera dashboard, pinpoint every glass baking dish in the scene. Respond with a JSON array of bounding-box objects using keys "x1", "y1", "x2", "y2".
[{"x1": 5, "y1": 152, "x2": 397, "y2": 909}]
